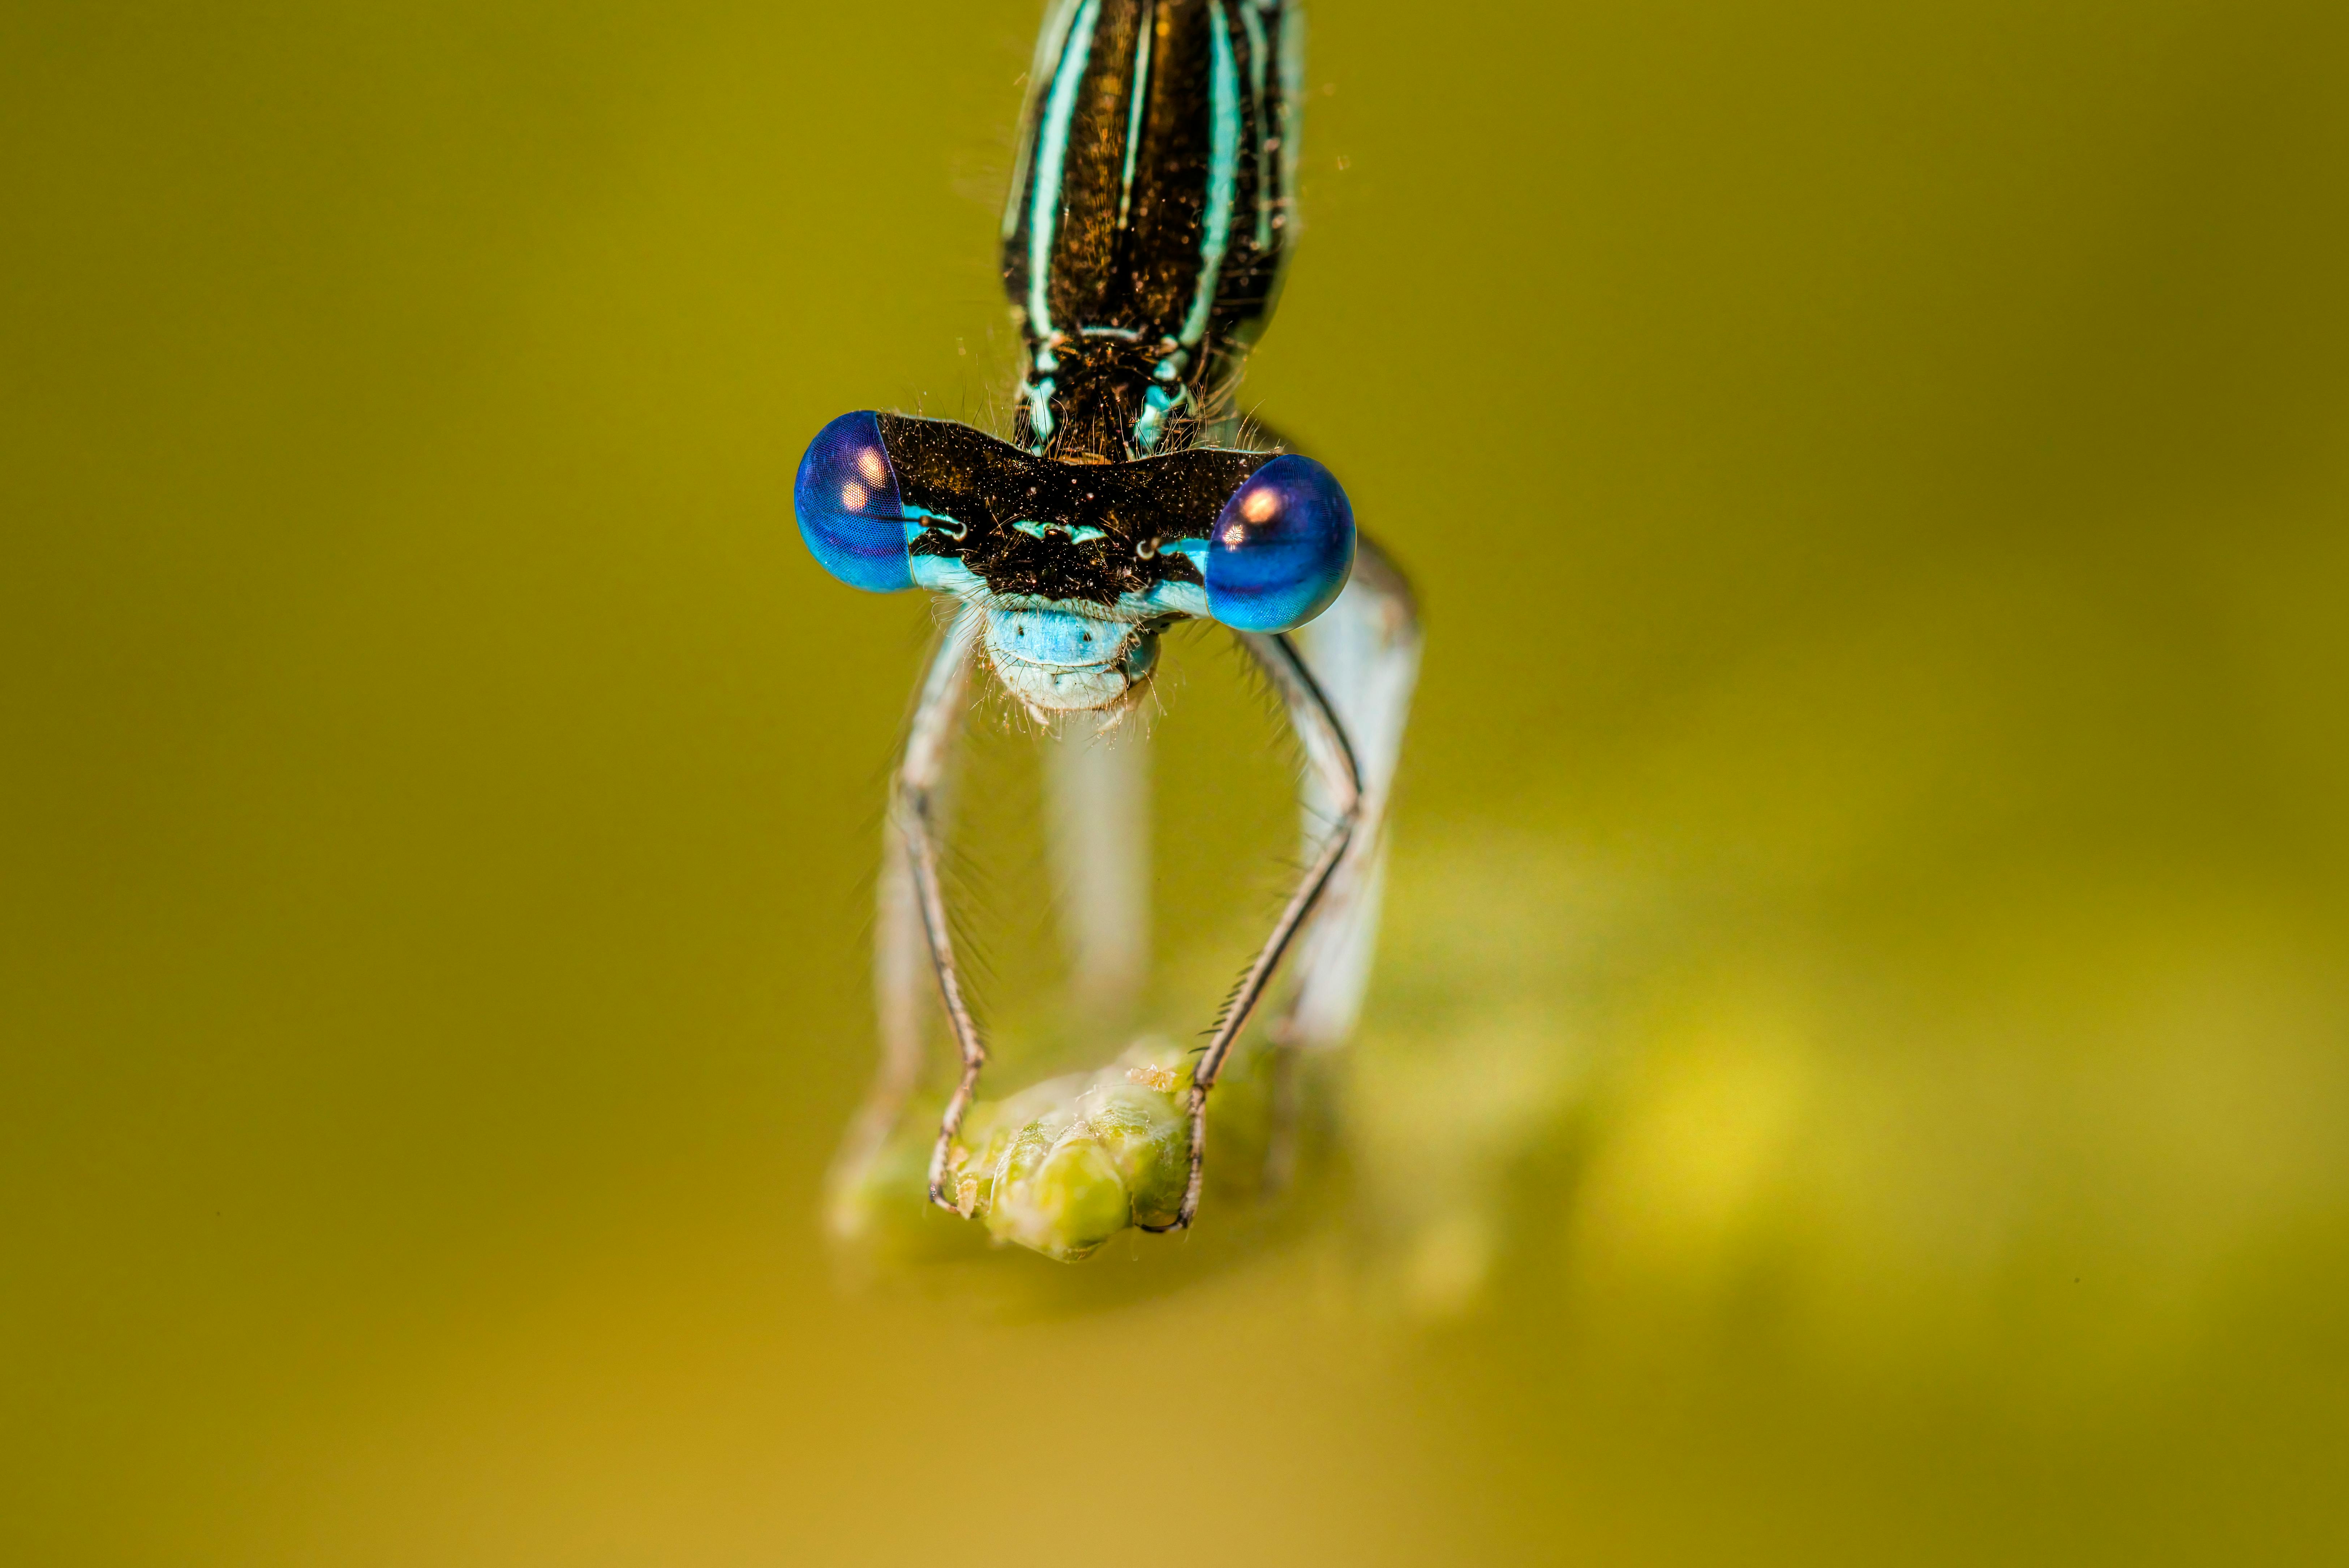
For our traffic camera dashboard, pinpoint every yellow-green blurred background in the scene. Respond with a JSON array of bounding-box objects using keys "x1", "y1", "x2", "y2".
[{"x1": 11, "y1": 0, "x2": 2349, "y2": 1561}]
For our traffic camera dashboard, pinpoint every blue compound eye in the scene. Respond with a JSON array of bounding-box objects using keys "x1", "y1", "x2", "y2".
[
  {"x1": 794, "y1": 411, "x2": 912, "y2": 592},
  {"x1": 1203, "y1": 454, "x2": 1356, "y2": 633}
]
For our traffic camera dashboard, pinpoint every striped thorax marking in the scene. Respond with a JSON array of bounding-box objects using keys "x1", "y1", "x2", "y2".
[{"x1": 1003, "y1": 0, "x2": 1301, "y2": 461}]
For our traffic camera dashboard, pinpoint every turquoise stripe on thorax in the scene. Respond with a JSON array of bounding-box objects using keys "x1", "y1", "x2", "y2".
[
  {"x1": 1130, "y1": 381, "x2": 1188, "y2": 453},
  {"x1": 1176, "y1": 0, "x2": 1240, "y2": 350},
  {"x1": 1026, "y1": 0, "x2": 1101, "y2": 341},
  {"x1": 1277, "y1": 0, "x2": 1305, "y2": 193},
  {"x1": 1236, "y1": 1, "x2": 1274, "y2": 250},
  {"x1": 1002, "y1": 0, "x2": 1088, "y2": 241},
  {"x1": 1022, "y1": 376, "x2": 1057, "y2": 450},
  {"x1": 1116, "y1": 0, "x2": 1154, "y2": 231}
]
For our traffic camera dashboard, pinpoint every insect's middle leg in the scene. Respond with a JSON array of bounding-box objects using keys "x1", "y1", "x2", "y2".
[
  {"x1": 1279, "y1": 535, "x2": 1422, "y2": 1049},
  {"x1": 1260, "y1": 536, "x2": 1421, "y2": 1192}
]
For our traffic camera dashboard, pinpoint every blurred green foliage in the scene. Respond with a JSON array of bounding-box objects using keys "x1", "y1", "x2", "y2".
[{"x1": 7, "y1": 0, "x2": 2349, "y2": 1563}]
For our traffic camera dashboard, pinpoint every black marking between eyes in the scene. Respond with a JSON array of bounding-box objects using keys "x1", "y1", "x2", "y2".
[{"x1": 880, "y1": 412, "x2": 1271, "y2": 606}]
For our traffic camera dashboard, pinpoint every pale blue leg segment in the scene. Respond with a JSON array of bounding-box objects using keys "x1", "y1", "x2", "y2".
[{"x1": 1046, "y1": 722, "x2": 1152, "y2": 1017}]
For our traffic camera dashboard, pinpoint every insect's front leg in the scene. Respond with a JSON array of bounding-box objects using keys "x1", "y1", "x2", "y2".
[
  {"x1": 1142, "y1": 629, "x2": 1366, "y2": 1233},
  {"x1": 886, "y1": 605, "x2": 991, "y2": 1212}
]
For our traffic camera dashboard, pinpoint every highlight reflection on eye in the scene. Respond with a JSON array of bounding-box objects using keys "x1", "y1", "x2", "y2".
[
  {"x1": 1202, "y1": 455, "x2": 1355, "y2": 633},
  {"x1": 855, "y1": 448, "x2": 888, "y2": 487},
  {"x1": 841, "y1": 481, "x2": 869, "y2": 511}
]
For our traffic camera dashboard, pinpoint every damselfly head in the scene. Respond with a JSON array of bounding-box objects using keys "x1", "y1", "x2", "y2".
[{"x1": 791, "y1": 411, "x2": 1357, "y2": 639}]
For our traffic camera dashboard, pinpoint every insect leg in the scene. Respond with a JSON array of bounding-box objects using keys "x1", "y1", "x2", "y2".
[
  {"x1": 1258, "y1": 536, "x2": 1419, "y2": 1191},
  {"x1": 822, "y1": 810, "x2": 929, "y2": 1238},
  {"x1": 1141, "y1": 628, "x2": 1363, "y2": 1232},
  {"x1": 1280, "y1": 534, "x2": 1422, "y2": 1047},
  {"x1": 888, "y1": 605, "x2": 991, "y2": 1212}
]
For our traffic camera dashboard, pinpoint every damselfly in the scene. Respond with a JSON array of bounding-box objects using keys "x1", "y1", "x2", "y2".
[{"x1": 797, "y1": 0, "x2": 1418, "y2": 1238}]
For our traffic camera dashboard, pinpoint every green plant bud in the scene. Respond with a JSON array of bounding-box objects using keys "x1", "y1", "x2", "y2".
[{"x1": 949, "y1": 1044, "x2": 1193, "y2": 1260}]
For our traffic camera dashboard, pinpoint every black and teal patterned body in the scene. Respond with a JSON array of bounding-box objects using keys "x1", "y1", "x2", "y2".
[
  {"x1": 1003, "y1": 0, "x2": 1300, "y2": 459},
  {"x1": 791, "y1": 0, "x2": 1348, "y2": 717}
]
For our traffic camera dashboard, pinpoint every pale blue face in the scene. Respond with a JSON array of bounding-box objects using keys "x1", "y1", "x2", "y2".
[
  {"x1": 792, "y1": 414, "x2": 1356, "y2": 716},
  {"x1": 980, "y1": 605, "x2": 1163, "y2": 713}
]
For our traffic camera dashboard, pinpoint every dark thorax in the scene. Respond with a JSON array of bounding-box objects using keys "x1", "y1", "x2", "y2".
[{"x1": 1003, "y1": 0, "x2": 1298, "y2": 461}]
